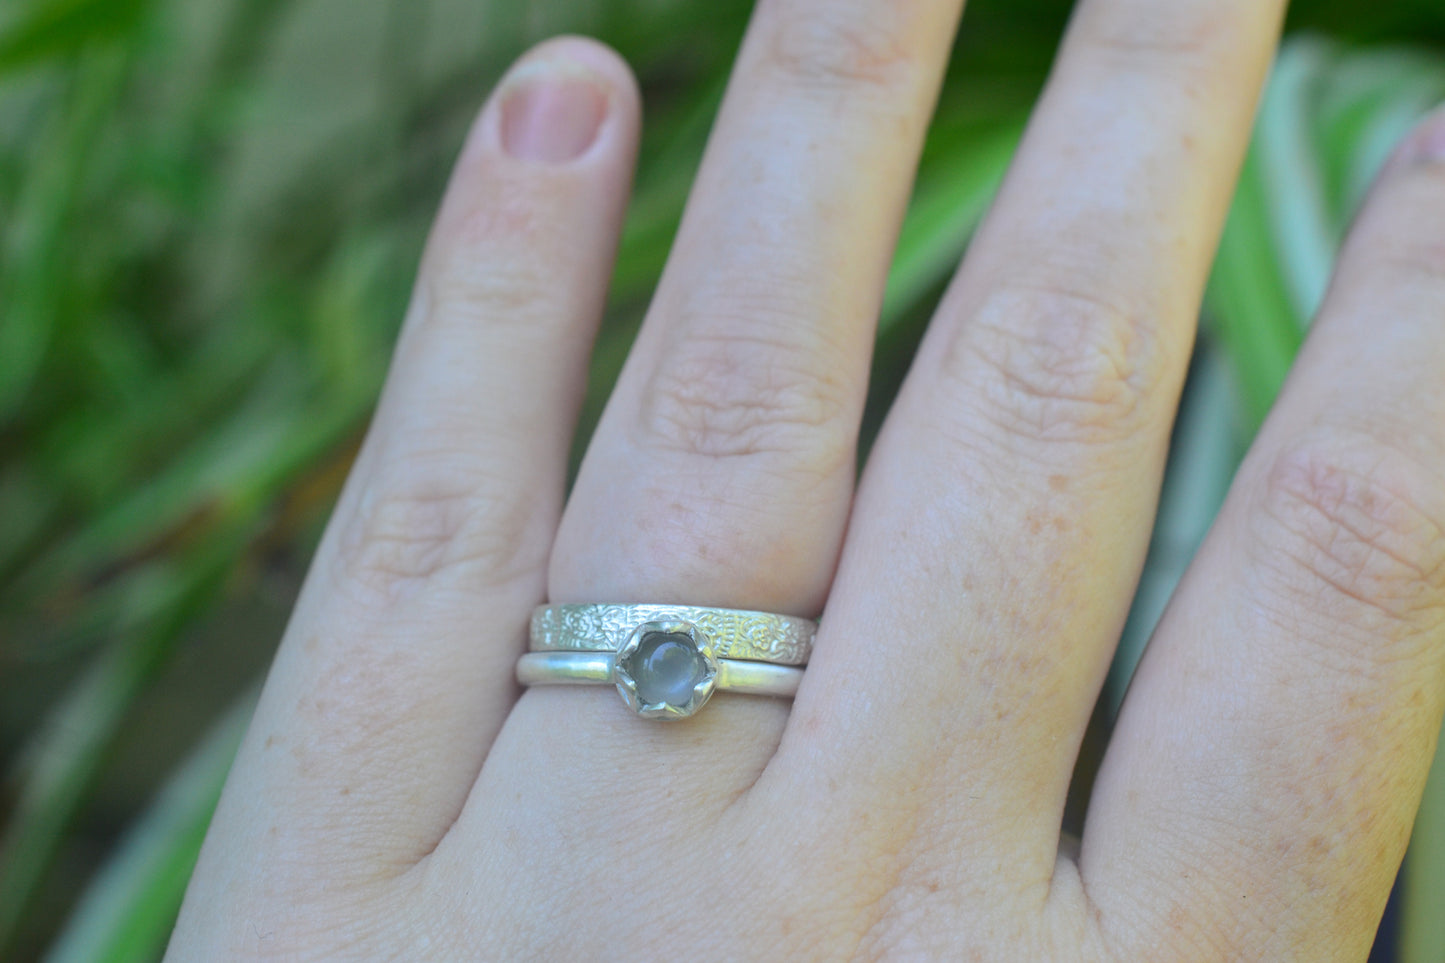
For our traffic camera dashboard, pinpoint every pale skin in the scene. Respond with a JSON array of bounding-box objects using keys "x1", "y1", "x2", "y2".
[{"x1": 166, "y1": 0, "x2": 1445, "y2": 957}]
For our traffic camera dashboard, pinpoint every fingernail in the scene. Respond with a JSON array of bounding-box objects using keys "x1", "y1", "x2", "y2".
[{"x1": 500, "y1": 63, "x2": 607, "y2": 163}]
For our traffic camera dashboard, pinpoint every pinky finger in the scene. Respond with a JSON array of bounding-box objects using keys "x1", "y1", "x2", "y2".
[{"x1": 1083, "y1": 109, "x2": 1445, "y2": 960}]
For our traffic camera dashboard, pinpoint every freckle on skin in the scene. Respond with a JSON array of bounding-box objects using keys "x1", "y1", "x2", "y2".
[
  {"x1": 290, "y1": 744, "x2": 312, "y2": 777},
  {"x1": 1049, "y1": 474, "x2": 1067, "y2": 492},
  {"x1": 264, "y1": 735, "x2": 275, "y2": 749}
]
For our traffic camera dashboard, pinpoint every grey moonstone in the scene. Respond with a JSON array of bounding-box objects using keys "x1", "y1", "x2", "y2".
[{"x1": 630, "y1": 633, "x2": 707, "y2": 707}]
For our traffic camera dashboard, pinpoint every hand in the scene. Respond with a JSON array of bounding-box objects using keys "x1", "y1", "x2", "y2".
[{"x1": 166, "y1": 1, "x2": 1445, "y2": 958}]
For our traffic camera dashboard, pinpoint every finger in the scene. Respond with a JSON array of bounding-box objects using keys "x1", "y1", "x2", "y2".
[
  {"x1": 437, "y1": 0, "x2": 970, "y2": 918},
  {"x1": 781, "y1": 0, "x2": 1287, "y2": 891},
  {"x1": 549, "y1": 0, "x2": 966, "y2": 613},
  {"x1": 479, "y1": 1, "x2": 966, "y2": 812},
  {"x1": 190, "y1": 37, "x2": 641, "y2": 886},
  {"x1": 1083, "y1": 111, "x2": 1445, "y2": 960}
]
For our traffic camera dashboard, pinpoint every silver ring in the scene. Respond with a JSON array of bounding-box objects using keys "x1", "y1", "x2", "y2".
[
  {"x1": 521, "y1": 604, "x2": 816, "y2": 720},
  {"x1": 530, "y1": 603, "x2": 814, "y2": 664},
  {"x1": 517, "y1": 653, "x2": 803, "y2": 697}
]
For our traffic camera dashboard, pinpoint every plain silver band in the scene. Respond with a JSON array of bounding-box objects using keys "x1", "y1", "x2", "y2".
[
  {"x1": 530, "y1": 603, "x2": 815, "y2": 666},
  {"x1": 516, "y1": 652, "x2": 802, "y2": 699}
]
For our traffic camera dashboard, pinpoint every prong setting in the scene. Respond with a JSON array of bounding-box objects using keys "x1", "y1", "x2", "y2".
[{"x1": 613, "y1": 620, "x2": 719, "y2": 719}]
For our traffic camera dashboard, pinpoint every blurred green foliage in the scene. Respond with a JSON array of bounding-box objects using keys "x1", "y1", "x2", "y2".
[{"x1": 0, "y1": 0, "x2": 1443, "y2": 960}]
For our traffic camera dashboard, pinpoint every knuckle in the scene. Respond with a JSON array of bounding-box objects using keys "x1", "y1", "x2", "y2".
[
  {"x1": 333, "y1": 467, "x2": 544, "y2": 603},
  {"x1": 941, "y1": 284, "x2": 1158, "y2": 447},
  {"x1": 1250, "y1": 434, "x2": 1445, "y2": 646},
  {"x1": 422, "y1": 192, "x2": 556, "y2": 320},
  {"x1": 639, "y1": 326, "x2": 852, "y2": 463},
  {"x1": 762, "y1": 1, "x2": 920, "y2": 95},
  {"x1": 425, "y1": 256, "x2": 546, "y2": 322}
]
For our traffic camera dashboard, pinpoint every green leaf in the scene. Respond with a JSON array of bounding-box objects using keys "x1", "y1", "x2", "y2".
[
  {"x1": 1107, "y1": 343, "x2": 1242, "y2": 714},
  {"x1": 0, "y1": 0, "x2": 149, "y2": 75},
  {"x1": 881, "y1": 118, "x2": 1024, "y2": 329},
  {"x1": 1404, "y1": 737, "x2": 1445, "y2": 963},
  {"x1": 1253, "y1": 37, "x2": 1341, "y2": 323},
  {"x1": 0, "y1": 529, "x2": 244, "y2": 952},
  {"x1": 0, "y1": 48, "x2": 130, "y2": 419},
  {"x1": 1204, "y1": 143, "x2": 1306, "y2": 429},
  {"x1": 43, "y1": 691, "x2": 253, "y2": 963}
]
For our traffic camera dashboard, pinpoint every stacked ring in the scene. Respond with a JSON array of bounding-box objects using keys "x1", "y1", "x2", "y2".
[{"x1": 518, "y1": 603, "x2": 817, "y2": 720}]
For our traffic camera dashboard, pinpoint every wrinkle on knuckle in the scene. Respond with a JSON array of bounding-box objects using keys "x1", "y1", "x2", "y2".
[
  {"x1": 1249, "y1": 434, "x2": 1445, "y2": 653},
  {"x1": 638, "y1": 327, "x2": 852, "y2": 463},
  {"x1": 941, "y1": 284, "x2": 1157, "y2": 448},
  {"x1": 422, "y1": 194, "x2": 558, "y2": 321},
  {"x1": 333, "y1": 468, "x2": 544, "y2": 603},
  {"x1": 761, "y1": 0, "x2": 921, "y2": 96},
  {"x1": 422, "y1": 248, "x2": 551, "y2": 326}
]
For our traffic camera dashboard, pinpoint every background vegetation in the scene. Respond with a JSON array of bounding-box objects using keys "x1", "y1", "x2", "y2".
[{"x1": 2, "y1": 0, "x2": 1444, "y2": 959}]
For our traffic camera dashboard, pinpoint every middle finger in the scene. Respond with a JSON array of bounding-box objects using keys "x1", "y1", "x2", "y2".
[
  {"x1": 787, "y1": 0, "x2": 1288, "y2": 902},
  {"x1": 550, "y1": 0, "x2": 966, "y2": 613}
]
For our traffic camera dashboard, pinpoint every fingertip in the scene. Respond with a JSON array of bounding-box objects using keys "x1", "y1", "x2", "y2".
[
  {"x1": 528, "y1": 35, "x2": 642, "y2": 120},
  {"x1": 420, "y1": 35, "x2": 642, "y2": 311}
]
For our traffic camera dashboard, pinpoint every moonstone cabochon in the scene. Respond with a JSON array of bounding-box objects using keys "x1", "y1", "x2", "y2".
[
  {"x1": 628, "y1": 634, "x2": 709, "y2": 707},
  {"x1": 612, "y1": 620, "x2": 719, "y2": 720}
]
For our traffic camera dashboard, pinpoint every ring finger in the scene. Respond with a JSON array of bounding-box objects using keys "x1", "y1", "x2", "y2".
[{"x1": 462, "y1": 0, "x2": 967, "y2": 828}]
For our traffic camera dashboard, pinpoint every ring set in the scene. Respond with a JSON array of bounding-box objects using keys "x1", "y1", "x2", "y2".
[{"x1": 519, "y1": 603, "x2": 816, "y2": 720}]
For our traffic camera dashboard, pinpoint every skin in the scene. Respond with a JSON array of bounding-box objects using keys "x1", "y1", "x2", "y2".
[{"x1": 167, "y1": 0, "x2": 1445, "y2": 959}]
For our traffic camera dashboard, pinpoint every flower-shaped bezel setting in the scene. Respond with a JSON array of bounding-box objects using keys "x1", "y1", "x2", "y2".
[{"x1": 613, "y1": 620, "x2": 719, "y2": 720}]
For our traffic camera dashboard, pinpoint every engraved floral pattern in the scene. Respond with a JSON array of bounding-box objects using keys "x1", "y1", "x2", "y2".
[{"x1": 530, "y1": 604, "x2": 813, "y2": 665}]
